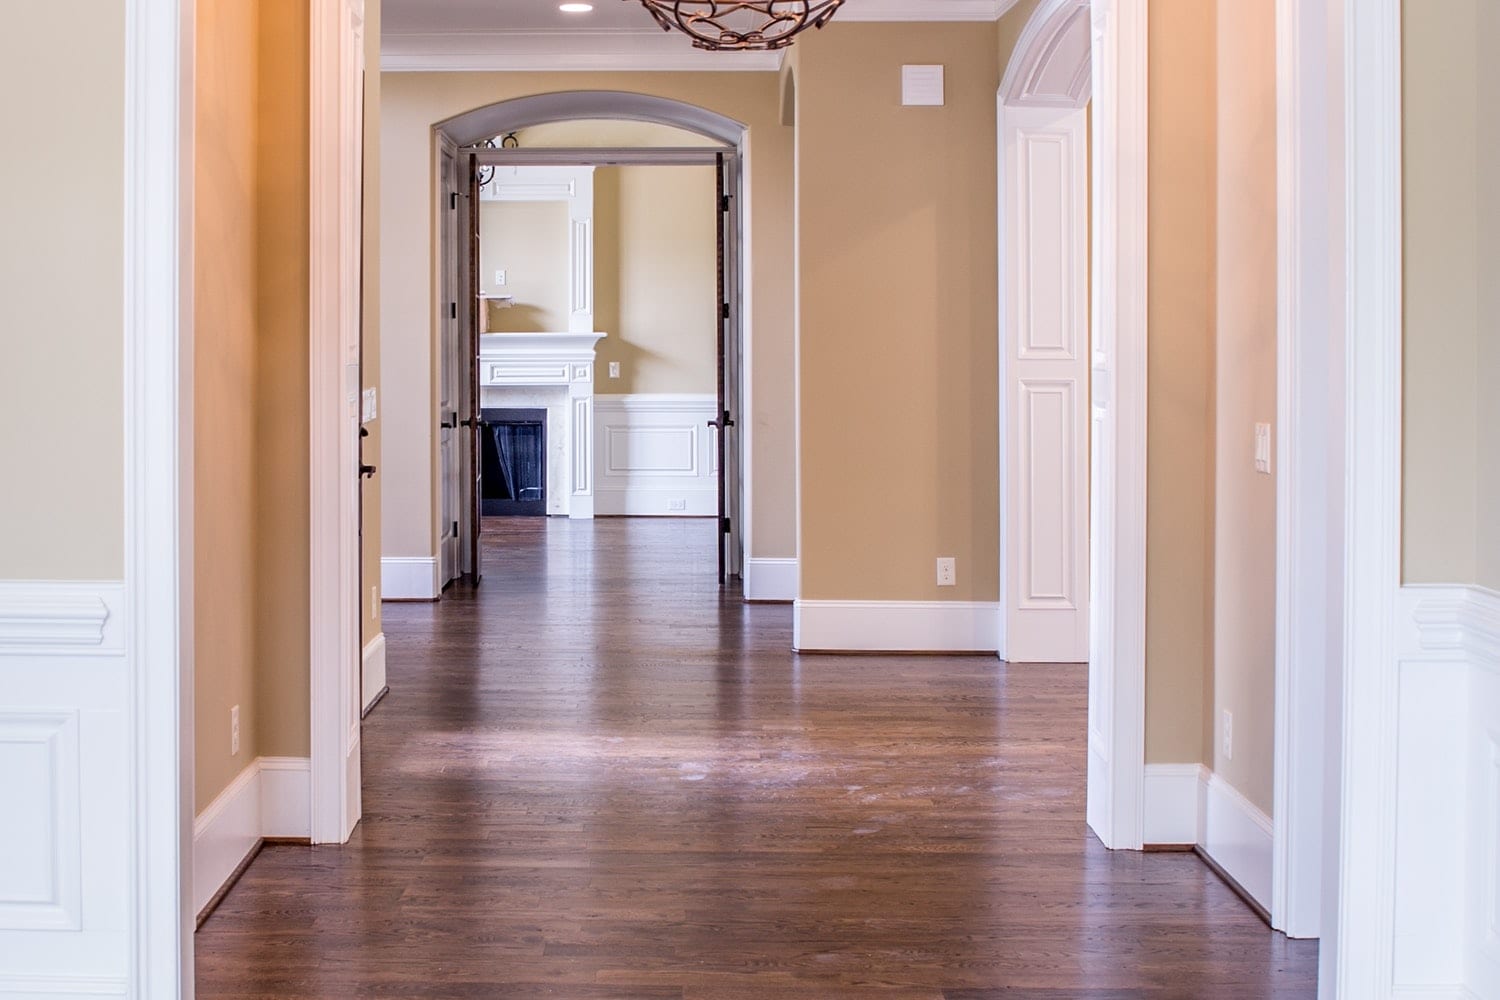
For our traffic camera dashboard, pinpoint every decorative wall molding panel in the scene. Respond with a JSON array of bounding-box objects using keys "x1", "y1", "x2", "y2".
[
  {"x1": 999, "y1": 104, "x2": 1088, "y2": 664},
  {"x1": 380, "y1": 557, "x2": 439, "y2": 601},
  {"x1": 480, "y1": 332, "x2": 605, "y2": 519},
  {"x1": 744, "y1": 558, "x2": 798, "y2": 603},
  {"x1": 192, "y1": 757, "x2": 312, "y2": 919},
  {"x1": 792, "y1": 601, "x2": 1000, "y2": 653},
  {"x1": 594, "y1": 394, "x2": 717, "y2": 517},
  {"x1": 997, "y1": 0, "x2": 1091, "y2": 108},
  {"x1": 362, "y1": 633, "x2": 387, "y2": 714},
  {"x1": 0, "y1": 580, "x2": 131, "y2": 990},
  {"x1": 1390, "y1": 585, "x2": 1500, "y2": 998},
  {"x1": 0, "y1": 582, "x2": 123, "y2": 655}
]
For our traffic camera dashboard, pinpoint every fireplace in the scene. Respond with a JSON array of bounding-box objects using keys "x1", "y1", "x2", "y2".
[{"x1": 481, "y1": 407, "x2": 547, "y2": 516}]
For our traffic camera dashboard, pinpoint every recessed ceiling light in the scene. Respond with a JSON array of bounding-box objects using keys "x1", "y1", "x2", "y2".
[{"x1": 559, "y1": 2, "x2": 594, "y2": 11}]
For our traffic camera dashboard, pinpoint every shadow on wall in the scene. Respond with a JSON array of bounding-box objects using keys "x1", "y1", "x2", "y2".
[{"x1": 487, "y1": 303, "x2": 556, "y2": 333}]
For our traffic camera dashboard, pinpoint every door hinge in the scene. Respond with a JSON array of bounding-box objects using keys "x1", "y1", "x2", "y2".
[
  {"x1": 722, "y1": 517, "x2": 732, "y2": 535},
  {"x1": 721, "y1": 194, "x2": 731, "y2": 212},
  {"x1": 721, "y1": 302, "x2": 730, "y2": 320},
  {"x1": 450, "y1": 302, "x2": 457, "y2": 319},
  {"x1": 450, "y1": 192, "x2": 458, "y2": 210},
  {"x1": 453, "y1": 520, "x2": 459, "y2": 537}
]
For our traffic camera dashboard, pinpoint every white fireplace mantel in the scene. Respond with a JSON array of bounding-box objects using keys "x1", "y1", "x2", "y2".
[{"x1": 479, "y1": 332, "x2": 606, "y2": 518}]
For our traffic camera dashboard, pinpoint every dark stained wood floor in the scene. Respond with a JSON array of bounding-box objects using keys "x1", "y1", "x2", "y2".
[{"x1": 196, "y1": 517, "x2": 1317, "y2": 998}]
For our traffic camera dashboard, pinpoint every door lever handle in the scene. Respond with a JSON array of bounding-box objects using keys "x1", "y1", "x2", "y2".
[{"x1": 360, "y1": 463, "x2": 377, "y2": 479}]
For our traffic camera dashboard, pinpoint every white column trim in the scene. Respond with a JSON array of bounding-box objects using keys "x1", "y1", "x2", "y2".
[
  {"x1": 124, "y1": 0, "x2": 194, "y2": 993},
  {"x1": 1331, "y1": 0, "x2": 1403, "y2": 993}
]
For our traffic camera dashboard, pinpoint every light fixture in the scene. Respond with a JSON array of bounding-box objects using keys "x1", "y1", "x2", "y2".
[
  {"x1": 628, "y1": 0, "x2": 845, "y2": 51},
  {"x1": 559, "y1": 2, "x2": 594, "y2": 11}
]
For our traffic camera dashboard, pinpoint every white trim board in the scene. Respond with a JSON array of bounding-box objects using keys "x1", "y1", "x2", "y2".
[
  {"x1": 744, "y1": 558, "x2": 797, "y2": 603},
  {"x1": 1142, "y1": 764, "x2": 1273, "y2": 912},
  {"x1": 0, "y1": 581, "x2": 124, "y2": 653},
  {"x1": 793, "y1": 601, "x2": 999, "y2": 653},
  {"x1": 381, "y1": 557, "x2": 439, "y2": 601},
  {"x1": 361, "y1": 633, "x2": 387, "y2": 714},
  {"x1": 192, "y1": 757, "x2": 311, "y2": 918}
]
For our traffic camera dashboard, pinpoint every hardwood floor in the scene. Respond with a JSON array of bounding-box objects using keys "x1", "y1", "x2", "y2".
[{"x1": 195, "y1": 517, "x2": 1317, "y2": 998}]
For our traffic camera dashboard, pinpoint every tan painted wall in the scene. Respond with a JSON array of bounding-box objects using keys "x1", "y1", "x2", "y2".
[
  {"x1": 362, "y1": 0, "x2": 383, "y2": 646},
  {"x1": 0, "y1": 1, "x2": 124, "y2": 581},
  {"x1": 379, "y1": 71, "x2": 796, "y2": 560},
  {"x1": 194, "y1": 0, "x2": 263, "y2": 808},
  {"x1": 479, "y1": 200, "x2": 572, "y2": 332},
  {"x1": 255, "y1": 0, "x2": 312, "y2": 760},
  {"x1": 594, "y1": 165, "x2": 718, "y2": 395},
  {"x1": 1211, "y1": 0, "x2": 1278, "y2": 815},
  {"x1": 795, "y1": 23, "x2": 1000, "y2": 603},
  {"x1": 1401, "y1": 0, "x2": 1485, "y2": 587},
  {"x1": 996, "y1": 0, "x2": 1044, "y2": 71},
  {"x1": 1143, "y1": 0, "x2": 1217, "y2": 766}
]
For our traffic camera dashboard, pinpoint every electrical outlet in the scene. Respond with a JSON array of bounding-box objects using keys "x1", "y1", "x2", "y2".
[
  {"x1": 231, "y1": 705, "x2": 241, "y2": 756},
  {"x1": 494, "y1": 269, "x2": 507, "y2": 287},
  {"x1": 667, "y1": 498, "x2": 687, "y2": 512},
  {"x1": 936, "y1": 557, "x2": 956, "y2": 587},
  {"x1": 1254, "y1": 422, "x2": 1272, "y2": 474},
  {"x1": 608, "y1": 361, "x2": 621, "y2": 379},
  {"x1": 1221, "y1": 709, "x2": 1233, "y2": 760}
]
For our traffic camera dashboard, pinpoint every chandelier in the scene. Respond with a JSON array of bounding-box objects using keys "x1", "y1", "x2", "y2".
[{"x1": 629, "y1": 0, "x2": 845, "y2": 51}]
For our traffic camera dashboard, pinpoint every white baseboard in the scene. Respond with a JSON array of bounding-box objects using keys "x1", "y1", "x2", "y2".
[
  {"x1": 594, "y1": 394, "x2": 718, "y2": 517},
  {"x1": 744, "y1": 557, "x2": 797, "y2": 602},
  {"x1": 792, "y1": 600, "x2": 1000, "y2": 653},
  {"x1": 0, "y1": 975, "x2": 129, "y2": 997},
  {"x1": 193, "y1": 756, "x2": 310, "y2": 917},
  {"x1": 381, "y1": 556, "x2": 438, "y2": 600},
  {"x1": 1201, "y1": 771, "x2": 1274, "y2": 910},
  {"x1": 362, "y1": 632, "x2": 387, "y2": 713},
  {"x1": 1143, "y1": 763, "x2": 1208, "y2": 845}
]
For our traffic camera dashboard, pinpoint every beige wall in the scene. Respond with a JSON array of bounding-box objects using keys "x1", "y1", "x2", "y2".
[
  {"x1": 362, "y1": 0, "x2": 383, "y2": 646},
  {"x1": 1143, "y1": 0, "x2": 1218, "y2": 767},
  {"x1": 1211, "y1": 0, "x2": 1278, "y2": 815},
  {"x1": 795, "y1": 23, "x2": 1000, "y2": 602},
  {"x1": 1401, "y1": 0, "x2": 1493, "y2": 589},
  {"x1": 594, "y1": 165, "x2": 718, "y2": 395},
  {"x1": 380, "y1": 71, "x2": 796, "y2": 560},
  {"x1": 194, "y1": 0, "x2": 263, "y2": 808},
  {"x1": 0, "y1": 2, "x2": 124, "y2": 581},
  {"x1": 480, "y1": 199, "x2": 572, "y2": 332},
  {"x1": 996, "y1": 0, "x2": 1044, "y2": 71},
  {"x1": 255, "y1": 0, "x2": 312, "y2": 761}
]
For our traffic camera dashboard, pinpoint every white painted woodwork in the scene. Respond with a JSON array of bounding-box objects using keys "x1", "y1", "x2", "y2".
[
  {"x1": 999, "y1": 105, "x2": 1089, "y2": 664},
  {"x1": 594, "y1": 395, "x2": 718, "y2": 517},
  {"x1": 479, "y1": 333, "x2": 605, "y2": 519},
  {"x1": 998, "y1": 0, "x2": 1092, "y2": 108},
  {"x1": 792, "y1": 601, "x2": 1001, "y2": 654},
  {"x1": 191, "y1": 757, "x2": 311, "y2": 919},
  {"x1": 744, "y1": 558, "x2": 798, "y2": 603},
  {"x1": 308, "y1": 0, "x2": 365, "y2": 848},
  {"x1": 480, "y1": 166, "x2": 595, "y2": 336},
  {"x1": 361, "y1": 633, "x2": 387, "y2": 713},
  {"x1": 1082, "y1": 0, "x2": 1150, "y2": 852},
  {"x1": 438, "y1": 139, "x2": 462, "y2": 588}
]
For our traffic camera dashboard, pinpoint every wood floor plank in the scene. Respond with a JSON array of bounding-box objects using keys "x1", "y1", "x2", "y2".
[{"x1": 194, "y1": 517, "x2": 1316, "y2": 997}]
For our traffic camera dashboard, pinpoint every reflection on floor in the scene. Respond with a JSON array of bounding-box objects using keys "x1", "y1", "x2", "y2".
[{"x1": 196, "y1": 517, "x2": 1317, "y2": 998}]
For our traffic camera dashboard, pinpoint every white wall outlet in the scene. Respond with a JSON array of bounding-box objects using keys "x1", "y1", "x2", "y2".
[
  {"x1": 1254, "y1": 422, "x2": 1272, "y2": 474},
  {"x1": 494, "y1": 269, "x2": 507, "y2": 287},
  {"x1": 608, "y1": 361, "x2": 621, "y2": 379},
  {"x1": 231, "y1": 705, "x2": 241, "y2": 756},
  {"x1": 936, "y1": 557, "x2": 956, "y2": 587},
  {"x1": 667, "y1": 498, "x2": 687, "y2": 512},
  {"x1": 1221, "y1": 709, "x2": 1233, "y2": 760}
]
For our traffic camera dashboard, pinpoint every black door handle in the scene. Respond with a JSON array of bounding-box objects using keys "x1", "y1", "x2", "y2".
[
  {"x1": 707, "y1": 414, "x2": 735, "y2": 430},
  {"x1": 440, "y1": 410, "x2": 459, "y2": 429},
  {"x1": 360, "y1": 463, "x2": 377, "y2": 479}
]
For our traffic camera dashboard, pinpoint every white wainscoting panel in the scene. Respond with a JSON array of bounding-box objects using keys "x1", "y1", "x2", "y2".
[
  {"x1": 745, "y1": 558, "x2": 798, "y2": 603},
  {"x1": 594, "y1": 395, "x2": 718, "y2": 517},
  {"x1": 381, "y1": 557, "x2": 438, "y2": 601},
  {"x1": 362, "y1": 633, "x2": 387, "y2": 713},
  {"x1": 0, "y1": 582, "x2": 131, "y2": 992},
  {"x1": 792, "y1": 601, "x2": 1000, "y2": 653},
  {"x1": 1393, "y1": 584, "x2": 1500, "y2": 998}
]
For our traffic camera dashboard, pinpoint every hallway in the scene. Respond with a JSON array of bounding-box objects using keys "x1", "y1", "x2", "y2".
[{"x1": 195, "y1": 519, "x2": 1317, "y2": 998}]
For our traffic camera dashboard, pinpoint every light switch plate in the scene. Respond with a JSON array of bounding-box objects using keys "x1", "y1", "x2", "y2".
[
  {"x1": 1254, "y1": 422, "x2": 1272, "y2": 474},
  {"x1": 608, "y1": 362, "x2": 621, "y2": 379}
]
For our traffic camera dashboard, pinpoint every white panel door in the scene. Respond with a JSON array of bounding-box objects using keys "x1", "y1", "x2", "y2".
[
  {"x1": 438, "y1": 144, "x2": 461, "y2": 587},
  {"x1": 1001, "y1": 106, "x2": 1089, "y2": 664}
]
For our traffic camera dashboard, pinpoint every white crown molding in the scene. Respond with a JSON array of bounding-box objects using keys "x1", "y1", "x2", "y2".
[
  {"x1": 1407, "y1": 584, "x2": 1500, "y2": 665},
  {"x1": 837, "y1": 0, "x2": 1020, "y2": 21},
  {"x1": 0, "y1": 581, "x2": 123, "y2": 654}
]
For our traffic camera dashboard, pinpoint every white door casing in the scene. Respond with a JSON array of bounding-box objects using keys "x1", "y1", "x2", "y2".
[
  {"x1": 438, "y1": 139, "x2": 461, "y2": 587},
  {"x1": 308, "y1": 0, "x2": 365, "y2": 847},
  {"x1": 999, "y1": 103, "x2": 1090, "y2": 665}
]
